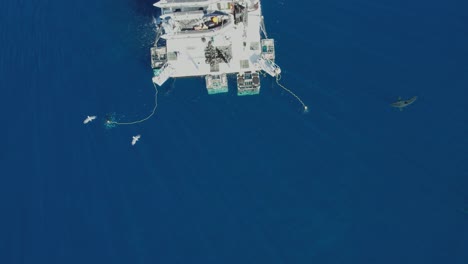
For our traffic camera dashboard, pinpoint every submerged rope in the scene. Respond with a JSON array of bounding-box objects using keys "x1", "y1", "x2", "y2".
[
  {"x1": 105, "y1": 72, "x2": 306, "y2": 127},
  {"x1": 276, "y1": 74, "x2": 308, "y2": 113},
  {"x1": 106, "y1": 82, "x2": 159, "y2": 126}
]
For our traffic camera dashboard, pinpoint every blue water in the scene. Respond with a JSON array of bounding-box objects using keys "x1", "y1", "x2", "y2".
[{"x1": 1, "y1": 0, "x2": 467, "y2": 263}]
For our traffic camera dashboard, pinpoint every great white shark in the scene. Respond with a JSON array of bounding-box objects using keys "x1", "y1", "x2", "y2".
[{"x1": 391, "y1": 96, "x2": 418, "y2": 111}]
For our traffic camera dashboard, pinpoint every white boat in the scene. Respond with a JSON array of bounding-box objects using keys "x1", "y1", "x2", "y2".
[{"x1": 150, "y1": 0, "x2": 279, "y2": 95}]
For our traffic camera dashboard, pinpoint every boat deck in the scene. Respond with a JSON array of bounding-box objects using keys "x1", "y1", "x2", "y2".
[{"x1": 164, "y1": 5, "x2": 262, "y2": 78}]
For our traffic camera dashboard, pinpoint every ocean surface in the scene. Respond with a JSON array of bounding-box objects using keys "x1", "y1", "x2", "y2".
[{"x1": 1, "y1": 0, "x2": 467, "y2": 263}]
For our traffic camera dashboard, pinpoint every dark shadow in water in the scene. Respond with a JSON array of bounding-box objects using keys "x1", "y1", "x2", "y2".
[
  {"x1": 129, "y1": 0, "x2": 159, "y2": 17},
  {"x1": 128, "y1": 0, "x2": 163, "y2": 68},
  {"x1": 163, "y1": 78, "x2": 177, "y2": 96},
  {"x1": 459, "y1": 208, "x2": 468, "y2": 215}
]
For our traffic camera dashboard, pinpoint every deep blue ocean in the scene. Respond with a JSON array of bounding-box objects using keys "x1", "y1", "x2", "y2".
[{"x1": 1, "y1": 0, "x2": 467, "y2": 263}]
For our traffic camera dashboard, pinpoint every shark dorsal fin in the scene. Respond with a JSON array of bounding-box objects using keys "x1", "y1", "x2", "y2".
[{"x1": 398, "y1": 96, "x2": 402, "y2": 100}]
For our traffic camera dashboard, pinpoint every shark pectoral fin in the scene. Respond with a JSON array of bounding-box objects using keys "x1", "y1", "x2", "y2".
[{"x1": 399, "y1": 107, "x2": 403, "y2": 112}]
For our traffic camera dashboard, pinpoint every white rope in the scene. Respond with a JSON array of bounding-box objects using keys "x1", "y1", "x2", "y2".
[
  {"x1": 260, "y1": 16, "x2": 268, "y2": 39},
  {"x1": 107, "y1": 82, "x2": 159, "y2": 126},
  {"x1": 276, "y1": 74, "x2": 308, "y2": 112}
]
